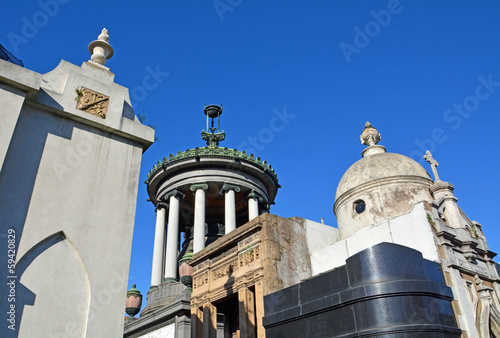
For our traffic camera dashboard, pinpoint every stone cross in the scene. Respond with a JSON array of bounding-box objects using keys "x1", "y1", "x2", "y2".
[{"x1": 424, "y1": 150, "x2": 440, "y2": 181}]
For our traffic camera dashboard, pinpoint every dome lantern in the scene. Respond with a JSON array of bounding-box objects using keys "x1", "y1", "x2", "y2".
[{"x1": 201, "y1": 104, "x2": 225, "y2": 148}]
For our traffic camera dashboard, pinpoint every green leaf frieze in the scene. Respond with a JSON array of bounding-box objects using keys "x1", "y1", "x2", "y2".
[{"x1": 145, "y1": 146, "x2": 279, "y2": 187}]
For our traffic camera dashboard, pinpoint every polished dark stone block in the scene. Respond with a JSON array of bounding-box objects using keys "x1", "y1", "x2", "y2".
[
  {"x1": 300, "y1": 265, "x2": 348, "y2": 304},
  {"x1": 346, "y1": 242, "x2": 426, "y2": 287},
  {"x1": 263, "y1": 283, "x2": 299, "y2": 314},
  {"x1": 425, "y1": 260, "x2": 446, "y2": 284},
  {"x1": 300, "y1": 292, "x2": 340, "y2": 314},
  {"x1": 263, "y1": 242, "x2": 462, "y2": 337},
  {"x1": 304, "y1": 305, "x2": 356, "y2": 337}
]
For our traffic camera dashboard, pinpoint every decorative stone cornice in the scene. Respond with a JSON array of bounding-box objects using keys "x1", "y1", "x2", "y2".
[
  {"x1": 220, "y1": 183, "x2": 241, "y2": 195},
  {"x1": 144, "y1": 146, "x2": 279, "y2": 187},
  {"x1": 429, "y1": 180, "x2": 455, "y2": 196},
  {"x1": 190, "y1": 183, "x2": 209, "y2": 192},
  {"x1": 162, "y1": 189, "x2": 185, "y2": 201}
]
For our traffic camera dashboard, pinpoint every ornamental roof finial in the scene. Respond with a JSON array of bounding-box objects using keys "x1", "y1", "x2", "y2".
[
  {"x1": 88, "y1": 28, "x2": 114, "y2": 66},
  {"x1": 360, "y1": 121, "x2": 381, "y2": 147},
  {"x1": 360, "y1": 121, "x2": 386, "y2": 158},
  {"x1": 201, "y1": 104, "x2": 225, "y2": 148}
]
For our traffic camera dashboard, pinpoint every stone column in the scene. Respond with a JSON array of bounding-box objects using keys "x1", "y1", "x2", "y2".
[
  {"x1": 220, "y1": 183, "x2": 240, "y2": 234},
  {"x1": 191, "y1": 306, "x2": 203, "y2": 338},
  {"x1": 191, "y1": 183, "x2": 208, "y2": 254},
  {"x1": 164, "y1": 190, "x2": 185, "y2": 282},
  {"x1": 151, "y1": 201, "x2": 168, "y2": 287},
  {"x1": 255, "y1": 281, "x2": 265, "y2": 338},
  {"x1": 248, "y1": 190, "x2": 264, "y2": 222},
  {"x1": 238, "y1": 287, "x2": 256, "y2": 338},
  {"x1": 202, "y1": 303, "x2": 217, "y2": 338}
]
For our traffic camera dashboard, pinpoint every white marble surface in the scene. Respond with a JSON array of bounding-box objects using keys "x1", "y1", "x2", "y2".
[{"x1": 310, "y1": 202, "x2": 440, "y2": 275}]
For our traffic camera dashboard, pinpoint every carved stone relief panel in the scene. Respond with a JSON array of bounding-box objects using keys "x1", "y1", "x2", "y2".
[
  {"x1": 193, "y1": 271, "x2": 209, "y2": 289},
  {"x1": 239, "y1": 245, "x2": 260, "y2": 268},
  {"x1": 212, "y1": 259, "x2": 239, "y2": 281},
  {"x1": 76, "y1": 87, "x2": 110, "y2": 119}
]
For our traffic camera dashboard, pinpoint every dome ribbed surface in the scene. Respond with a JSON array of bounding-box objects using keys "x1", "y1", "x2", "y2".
[{"x1": 335, "y1": 152, "x2": 432, "y2": 199}]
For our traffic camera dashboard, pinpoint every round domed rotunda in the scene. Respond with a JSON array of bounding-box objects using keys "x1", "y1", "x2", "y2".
[
  {"x1": 334, "y1": 122, "x2": 434, "y2": 239},
  {"x1": 145, "y1": 105, "x2": 280, "y2": 289}
]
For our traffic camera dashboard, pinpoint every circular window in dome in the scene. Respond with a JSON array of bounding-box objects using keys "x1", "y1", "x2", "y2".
[{"x1": 353, "y1": 200, "x2": 365, "y2": 214}]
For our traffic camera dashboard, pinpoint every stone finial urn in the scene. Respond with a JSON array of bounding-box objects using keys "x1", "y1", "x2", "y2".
[
  {"x1": 179, "y1": 247, "x2": 194, "y2": 291},
  {"x1": 88, "y1": 28, "x2": 114, "y2": 66},
  {"x1": 125, "y1": 284, "x2": 142, "y2": 318}
]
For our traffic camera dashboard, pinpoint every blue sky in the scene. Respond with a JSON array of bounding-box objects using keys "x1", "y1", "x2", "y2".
[{"x1": 3, "y1": 0, "x2": 500, "y2": 313}]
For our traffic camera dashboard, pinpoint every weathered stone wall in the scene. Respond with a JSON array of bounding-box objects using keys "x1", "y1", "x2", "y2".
[
  {"x1": 0, "y1": 59, "x2": 154, "y2": 337},
  {"x1": 259, "y1": 215, "x2": 312, "y2": 296},
  {"x1": 189, "y1": 213, "x2": 314, "y2": 337}
]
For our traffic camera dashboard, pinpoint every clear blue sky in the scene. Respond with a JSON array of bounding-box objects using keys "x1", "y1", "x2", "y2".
[{"x1": 3, "y1": 0, "x2": 500, "y2": 313}]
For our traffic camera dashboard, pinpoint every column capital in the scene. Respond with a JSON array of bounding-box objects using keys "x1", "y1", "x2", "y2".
[
  {"x1": 163, "y1": 189, "x2": 186, "y2": 201},
  {"x1": 155, "y1": 201, "x2": 168, "y2": 211},
  {"x1": 220, "y1": 183, "x2": 240, "y2": 194},
  {"x1": 190, "y1": 183, "x2": 208, "y2": 192},
  {"x1": 247, "y1": 190, "x2": 264, "y2": 203}
]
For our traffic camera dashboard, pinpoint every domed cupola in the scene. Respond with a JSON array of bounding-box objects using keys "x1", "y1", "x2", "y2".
[{"x1": 333, "y1": 122, "x2": 433, "y2": 239}]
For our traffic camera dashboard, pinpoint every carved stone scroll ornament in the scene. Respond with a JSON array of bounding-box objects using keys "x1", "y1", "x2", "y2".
[
  {"x1": 475, "y1": 275, "x2": 500, "y2": 337},
  {"x1": 492, "y1": 305, "x2": 500, "y2": 338},
  {"x1": 76, "y1": 87, "x2": 109, "y2": 119}
]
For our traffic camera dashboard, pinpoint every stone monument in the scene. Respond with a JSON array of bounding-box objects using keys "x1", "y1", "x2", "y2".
[{"x1": 0, "y1": 29, "x2": 154, "y2": 337}]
